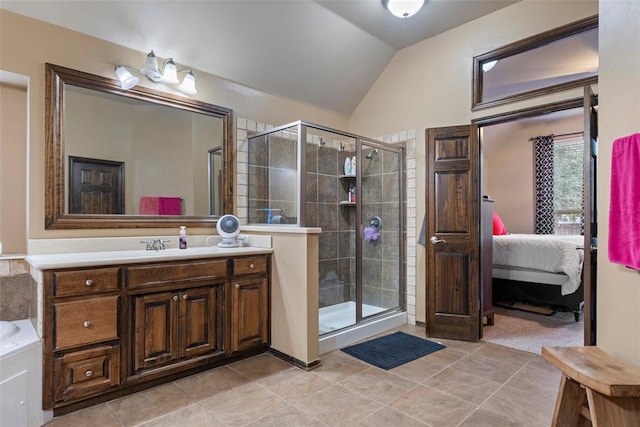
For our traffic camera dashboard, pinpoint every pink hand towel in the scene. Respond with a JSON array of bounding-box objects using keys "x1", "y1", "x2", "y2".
[
  {"x1": 140, "y1": 196, "x2": 159, "y2": 214},
  {"x1": 158, "y1": 197, "x2": 182, "y2": 215},
  {"x1": 608, "y1": 133, "x2": 640, "y2": 270}
]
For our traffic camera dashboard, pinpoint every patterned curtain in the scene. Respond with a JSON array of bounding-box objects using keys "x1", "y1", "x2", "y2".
[{"x1": 533, "y1": 135, "x2": 555, "y2": 234}]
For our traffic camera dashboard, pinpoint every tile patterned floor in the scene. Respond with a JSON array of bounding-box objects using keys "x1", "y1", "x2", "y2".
[{"x1": 45, "y1": 325, "x2": 560, "y2": 426}]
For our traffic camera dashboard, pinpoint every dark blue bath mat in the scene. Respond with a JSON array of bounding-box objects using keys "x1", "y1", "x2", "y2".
[{"x1": 341, "y1": 331, "x2": 446, "y2": 370}]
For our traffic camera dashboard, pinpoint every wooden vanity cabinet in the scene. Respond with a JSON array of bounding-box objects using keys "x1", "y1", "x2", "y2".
[
  {"x1": 44, "y1": 267, "x2": 121, "y2": 408},
  {"x1": 230, "y1": 256, "x2": 270, "y2": 353},
  {"x1": 131, "y1": 285, "x2": 224, "y2": 375},
  {"x1": 43, "y1": 253, "x2": 271, "y2": 414}
]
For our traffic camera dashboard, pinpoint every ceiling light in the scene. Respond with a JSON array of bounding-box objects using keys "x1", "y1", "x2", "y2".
[
  {"x1": 482, "y1": 60, "x2": 498, "y2": 72},
  {"x1": 382, "y1": 0, "x2": 425, "y2": 18},
  {"x1": 115, "y1": 50, "x2": 197, "y2": 95}
]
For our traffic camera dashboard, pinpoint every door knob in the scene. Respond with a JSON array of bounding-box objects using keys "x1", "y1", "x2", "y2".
[{"x1": 430, "y1": 236, "x2": 446, "y2": 245}]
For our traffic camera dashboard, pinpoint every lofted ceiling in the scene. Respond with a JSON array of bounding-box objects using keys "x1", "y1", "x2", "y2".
[{"x1": 1, "y1": 0, "x2": 519, "y2": 115}]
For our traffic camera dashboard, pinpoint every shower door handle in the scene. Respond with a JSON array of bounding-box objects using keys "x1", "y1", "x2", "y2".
[{"x1": 430, "y1": 236, "x2": 446, "y2": 245}]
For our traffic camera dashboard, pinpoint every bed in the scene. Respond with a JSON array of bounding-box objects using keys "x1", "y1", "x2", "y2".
[{"x1": 492, "y1": 234, "x2": 585, "y2": 321}]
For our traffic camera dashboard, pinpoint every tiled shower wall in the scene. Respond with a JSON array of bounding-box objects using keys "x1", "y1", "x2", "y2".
[{"x1": 236, "y1": 118, "x2": 417, "y2": 324}]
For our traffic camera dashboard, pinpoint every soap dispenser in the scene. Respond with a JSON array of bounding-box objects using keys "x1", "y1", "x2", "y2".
[{"x1": 179, "y1": 226, "x2": 187, "y2": 249}]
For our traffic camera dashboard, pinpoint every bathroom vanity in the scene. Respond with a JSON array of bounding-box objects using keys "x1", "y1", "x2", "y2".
[{"x1": 29, "y1": 248, "x2": 271, "y2": 415}]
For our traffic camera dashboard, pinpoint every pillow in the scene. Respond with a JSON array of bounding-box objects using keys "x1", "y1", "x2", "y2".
[{"x1": 492, "y1": 212, "x2": 508, "y2": 235}]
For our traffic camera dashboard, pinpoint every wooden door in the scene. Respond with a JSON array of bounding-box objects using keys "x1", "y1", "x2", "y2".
[
  {"x1": 230, "y1": 277, "x2": 269, "y2": 352},
  {"x1": 425, "y1": 125, "x2": 481, "y2": 341},
  {"x1": 583, "y1": 87, "x2": 598, "y2": 345},
  {"x1": 69, "y1": 156, "x2": 124, "y2": 214},
  {"x1": 133, "y1": 292, "x2": 178, "y2": 372},
  {"x1": 179, "y1": 286, "x2": 222, "y2": 358}
]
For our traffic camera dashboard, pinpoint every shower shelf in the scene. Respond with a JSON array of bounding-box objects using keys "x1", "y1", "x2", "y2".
[
  {"x1": 339, "y1": 201, "x2": 356, "y2": 206},
  {"x1": 339, "y1": 174, "x2": 356, "y2": 179}
]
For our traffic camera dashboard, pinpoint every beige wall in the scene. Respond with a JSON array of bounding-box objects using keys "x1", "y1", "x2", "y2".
[
  {"x1": 0, "y1": 82, "x2": 27, "y2": 254},
  {"x1": 0, "y1": 9, "x2": 349, "y2": 239},
  {"x1": 349, "y1": 0, "x2": 598, "y2": 324},
  {"x1": 597, "y1": 0, "x2": 640, "y2": 368},
  {"x1": 482, "y1": 111, "x2": 584, "y2": 234}
]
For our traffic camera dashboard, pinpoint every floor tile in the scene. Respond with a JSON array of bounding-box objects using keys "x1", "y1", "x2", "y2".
[
  {"x1": 174, "y1": 365, "x2": 251, "y2": 401},
  {"x1": 313, "y1": 350, "x2": 370, "y2": 382},
  {"x1": 200, "y1": 382, "x2": 289, "y2": 425},
  {"x1": 458, "y1": 407, "x2": 532, "y2": 427},
  {"x1": 480, "y1": 383, "x2": 556, "y2": 426},
  {"x1": 339, "y1": 366, "x2": 418, "y2": 404},
  {"x1": 449, "y1": 351, "x2": 527, "y2": 383},
  {"x1": 504, "y1": 355, "x2": 562, "y2": 398},
  {"x1": 107, "y1": 382, "x2": 194, "y2": 427},
  {"x1": 246, "y1": 404, "x2": 326, "y2": 426},
  {"x1": 355, "y1": 406, "x2": 429, "y2": 426},
  {"x1": 414, "y1": 347, "x2": 468, "y2": 367},
  {"x1": 44, "y1": 403, "x2": 121, "y2": 427},
  {"x1": 290, "y1": 383, "x2": 382, "y2": 426},
  {"x1": 423, "y1": 367, "x2": 502, "y2": 404},
  {"x1": 389, "y1": 356, "x2": 446, "y2": 382},
  {"x1": 258, "y1": 368, "x2": 334, "y2": 400},
  {"x1": 473, "y1": 342, "x2": 535, "y2": 366},
  {"x1": 227, "y1": 353, "x2": 294, "y2": 381},
  {"x1": 389, "y1": 384, "x2": 477, "y2": 426},
  {"x1": 136, "y1": 404, "x2": 223, "y2": 427}
]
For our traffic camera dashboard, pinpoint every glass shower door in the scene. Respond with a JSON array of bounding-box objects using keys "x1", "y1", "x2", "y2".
[{"x1": 359, "y1": 143, "x2": 403, "y2": 321}]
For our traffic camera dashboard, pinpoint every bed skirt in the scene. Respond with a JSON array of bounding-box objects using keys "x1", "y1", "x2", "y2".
[{"x1": 492, "y1": 278, "x2": 584, "y2": 322}]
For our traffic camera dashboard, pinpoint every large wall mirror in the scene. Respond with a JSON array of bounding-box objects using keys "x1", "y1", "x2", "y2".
[
  {"x1": 45, "y1": 63, "x2": 234, "y2": 229},
  {"x1": 472, "y1": 15, "x2": 598, "y2": 110}
]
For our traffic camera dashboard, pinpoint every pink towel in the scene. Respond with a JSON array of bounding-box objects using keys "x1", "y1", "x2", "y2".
[
  {"x1": 140, "y1": 196, "x2": 159, "y2": 214},
  {"x1": 158, "y1": 197, "x2": 182, "y2": 215},
  {"x1": 608, "y1": 133, "x2": 640, "y2": 270}
]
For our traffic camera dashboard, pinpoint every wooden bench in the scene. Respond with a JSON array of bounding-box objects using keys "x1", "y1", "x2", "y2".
[{"x1": 542, "y1": 346, "x2": 640, "y2": 427}]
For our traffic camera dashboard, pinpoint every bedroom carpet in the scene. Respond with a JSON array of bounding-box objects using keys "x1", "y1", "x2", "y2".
[
  {"x1": 341, "y1": 331, "x2": 446, "y2": 370},
  {"x1": 482, "y1": 306, "x2": 583, "y2": 354}
]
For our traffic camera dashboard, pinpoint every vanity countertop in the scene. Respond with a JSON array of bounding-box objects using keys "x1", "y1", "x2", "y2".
[{"x1": 26, "y1": 246, "x2": 273, "y2": 270}]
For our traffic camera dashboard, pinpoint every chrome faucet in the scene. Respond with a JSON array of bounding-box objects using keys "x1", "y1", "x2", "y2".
[{"x1": 140, "y1": 238, "x2": 171, "y2": 251}]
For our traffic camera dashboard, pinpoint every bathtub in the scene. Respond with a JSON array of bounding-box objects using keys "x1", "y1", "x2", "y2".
[{"x1": 0, "y1": 319, "x2": 44, "y2": 427}]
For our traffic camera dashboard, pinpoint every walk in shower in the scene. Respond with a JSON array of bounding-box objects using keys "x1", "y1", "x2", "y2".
[{"x1": 246, "y1": 121, "x2": 405, "y2": 348}]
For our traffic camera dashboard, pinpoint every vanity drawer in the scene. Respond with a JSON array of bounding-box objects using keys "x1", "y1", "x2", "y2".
[
  {"x1": 54, "y1": 296, "x2": 119, "y2": 350},
  {"x1": 54, "y1": 344, "x2": 120, "y2": 402},
  {"x1": 53, "y1": 267, "x2": 119, "y2": 297},
  {"x1": 232, "y1": 256, "x2": 268, "y2": 276},
  {"x1": 125, "y1": 259, "x2": 227, "y2": 288}
]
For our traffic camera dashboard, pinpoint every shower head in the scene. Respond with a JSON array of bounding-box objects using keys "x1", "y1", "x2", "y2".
[{"x1": 365, "y1": 149, "x2": 379, "y2": 160}]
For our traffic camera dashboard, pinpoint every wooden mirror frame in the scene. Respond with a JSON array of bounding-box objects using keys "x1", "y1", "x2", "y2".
[
  {"x1": 45, "y1": 63, "x2": 234, "y2": 229},
  {"x1": 472, "y1": 15, "x2": 598, "y2": 111}
]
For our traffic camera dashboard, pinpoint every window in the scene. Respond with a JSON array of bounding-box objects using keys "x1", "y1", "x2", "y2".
[
  {"x1": 553, "y1": 138, "x2": 584, "y2": 235},
  {"x1": 533, "y1": 134, "x2": 584, "y2": 235}
]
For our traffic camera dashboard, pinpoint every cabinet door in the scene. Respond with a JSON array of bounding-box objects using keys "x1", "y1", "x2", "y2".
[
  {"x1": 133, "y1": 292, "x2": 179, "y2": 372},
  {"x1": 180, "y1": 286, "x2": 223, "y2": 358},
  {"x1": 230, "y1": 277, "x2": 269, "y2": 352}
]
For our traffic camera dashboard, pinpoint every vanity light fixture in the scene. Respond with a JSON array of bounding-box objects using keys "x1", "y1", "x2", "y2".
[
  {"x1": 115, "y1": 50, "x2": 197, "y2": 95},
  {"x1": 382, "y1": 0, "x2": 424, "y2": 18}
]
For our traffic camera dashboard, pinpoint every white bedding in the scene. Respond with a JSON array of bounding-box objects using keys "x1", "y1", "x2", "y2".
[{"x1": 492, "y1": 234, "x2": 584, "y2": 295}]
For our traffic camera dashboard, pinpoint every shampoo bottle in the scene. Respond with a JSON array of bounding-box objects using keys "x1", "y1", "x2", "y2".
[
  {"x1": 179, "y1": 226, "x2": 187, "y2": 249},
  {"x1": 344, "y1": 157, "x2": 352, "y2": 176},
  {"x1": 351, "y1": 156, "x2": 356, "y2": 176}
]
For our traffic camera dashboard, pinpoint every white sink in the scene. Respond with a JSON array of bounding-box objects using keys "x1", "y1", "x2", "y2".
[{"x1": 0, "y1": 321, "x2": 19, "y2": 340}]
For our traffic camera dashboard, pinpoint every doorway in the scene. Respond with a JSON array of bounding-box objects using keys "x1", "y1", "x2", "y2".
[
  {"x1": 425, "y1": 92, "x2": 597, "y2": 349},
  {"x1": 480, "y1": 106, "x2": 592, "y2": 353}
]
